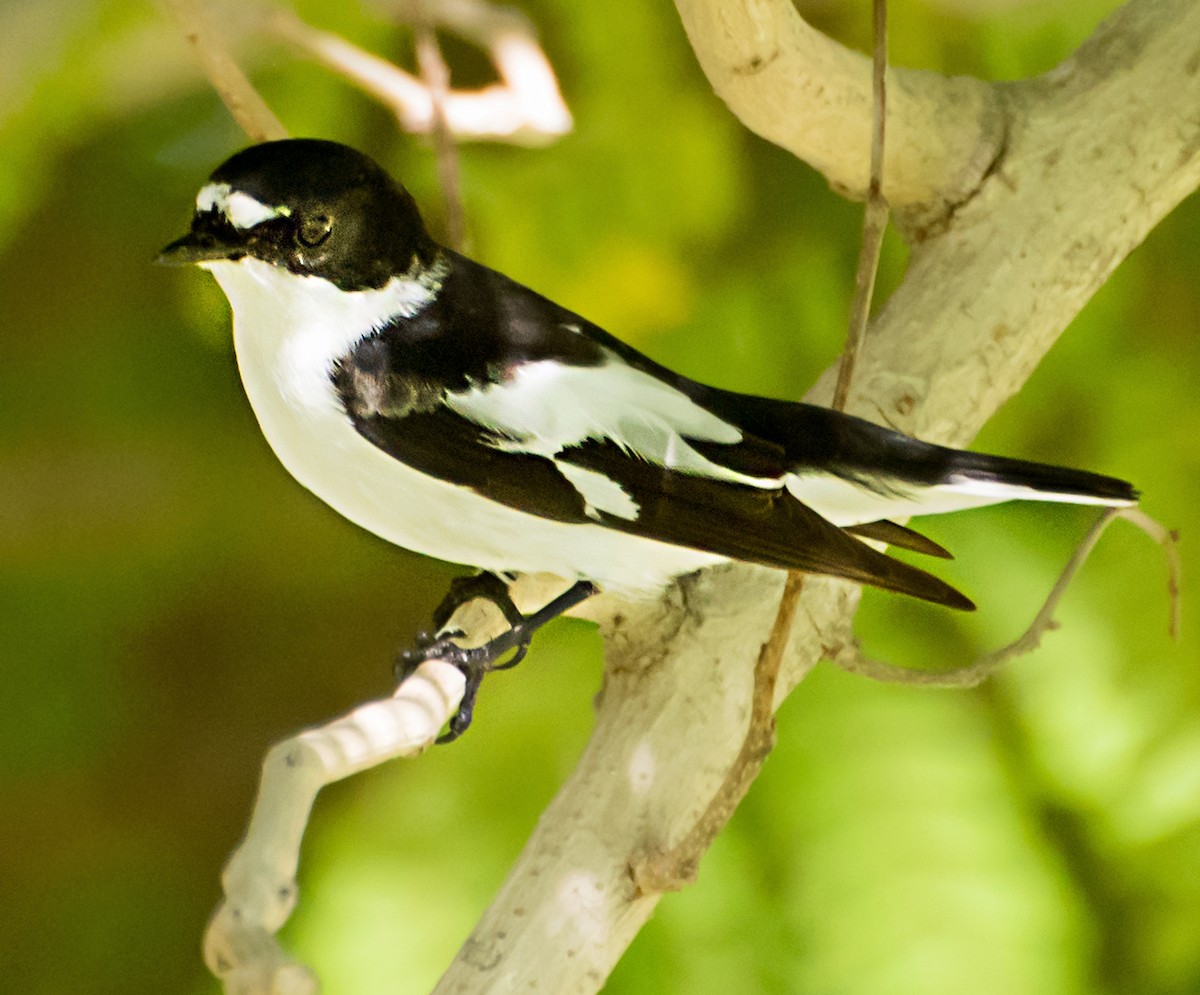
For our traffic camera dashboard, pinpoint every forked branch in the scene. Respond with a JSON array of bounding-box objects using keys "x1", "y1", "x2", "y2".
[{"x1": 435, "y1": 1, "x2": 1200, "y2": 991}]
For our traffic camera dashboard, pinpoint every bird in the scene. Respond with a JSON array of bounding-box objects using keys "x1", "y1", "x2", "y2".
[{"x1": 160, "y1": 137, "x2": 1137, "y2": 739}]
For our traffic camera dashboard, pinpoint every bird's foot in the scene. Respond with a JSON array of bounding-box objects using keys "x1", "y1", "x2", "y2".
[
  {"x1": 396, "y1": 576, "x2": 599, "y2": 743},
  {"x1": 395, "y1": 573, "x2": 536, "y2": 742},
  {"x1": 397, "y1": 627, "x2": 532, "y2": 743}
]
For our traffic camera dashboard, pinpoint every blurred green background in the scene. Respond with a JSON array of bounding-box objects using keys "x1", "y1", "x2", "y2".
[{"x1": 2, "y1": 0, "x2": 1197, "y2": 992}]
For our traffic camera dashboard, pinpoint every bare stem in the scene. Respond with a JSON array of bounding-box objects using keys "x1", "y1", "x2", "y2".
[
  {"x1": 162, "y1": 0, "x2": 287, "y2": 142},
  {"x1": 831, "y1": 0, "x2": 889, "y2": 413},
  {"x1": 414, "y1": 19, "x2": 468, "y2": 251},
  {"x1": 631, "y1": 573, "x2": 804, "y2": 893},
  {"x1": 834, "y1": 507, "x2": 1182, "y2": 687}
]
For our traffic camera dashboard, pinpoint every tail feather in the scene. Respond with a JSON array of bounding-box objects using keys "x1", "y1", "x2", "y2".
[
  {"x1": 945, "y1": 452, "x2": 1138, "y2": 506},
  {"x1": 845, "y1": 519, "x2": 954, "y2": 558}
]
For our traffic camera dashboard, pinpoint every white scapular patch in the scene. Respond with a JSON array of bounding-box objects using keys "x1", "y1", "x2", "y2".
[
  {"x1": 446, "y1": 358, "x2": 779, "y2": 489},
  {"x1": 555, "y1": 461, "x2": 640, "y2": 520},
  {"x1": 197, "y1": 182, "x2": 291, "y2": 230},
  {"x1": 448, "y1": 359, "x2": 740, "y2": 453}
]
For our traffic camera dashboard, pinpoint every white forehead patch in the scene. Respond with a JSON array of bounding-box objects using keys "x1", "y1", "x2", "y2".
[{"x1": 196, "y1": 182, "x2": 290, "y2": 230}]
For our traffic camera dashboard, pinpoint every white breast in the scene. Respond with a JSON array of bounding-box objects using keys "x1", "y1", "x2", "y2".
[{"x1": 204, "y1": 259, "x2": 722, "y2": 595}]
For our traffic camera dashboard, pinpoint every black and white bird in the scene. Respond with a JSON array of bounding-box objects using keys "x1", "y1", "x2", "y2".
[{"x1": 160, "y1": 138, "x2": 1137, "y2": 738}]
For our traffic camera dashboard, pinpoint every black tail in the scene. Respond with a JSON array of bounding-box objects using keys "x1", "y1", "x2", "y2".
[{"x1": 945, "y1": 451, "x2": 1139, "y2": 506}]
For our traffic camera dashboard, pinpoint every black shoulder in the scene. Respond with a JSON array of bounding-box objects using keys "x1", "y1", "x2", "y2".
[
  {"x1": 366, "y1": 251, "x2": 609, "y2": 388},
  {"x1": 441, "y1": 251, "x2": 608, "y2": 369}
]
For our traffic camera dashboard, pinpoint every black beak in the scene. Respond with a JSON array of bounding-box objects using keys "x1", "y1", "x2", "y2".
[{"x1": 156, "y1": 227, "x2": 245, "y2": 266}]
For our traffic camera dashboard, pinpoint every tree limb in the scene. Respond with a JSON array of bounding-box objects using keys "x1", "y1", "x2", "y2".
[
  {"x1": 672, "y1": 0, "x2": 1004, "y2": 224},
  {"x1": 431, "y1": 1, "x2": 1200, "y2": 991},
  {"x1": 205, "y1": 660, "x2": 465, "y2": 995}
]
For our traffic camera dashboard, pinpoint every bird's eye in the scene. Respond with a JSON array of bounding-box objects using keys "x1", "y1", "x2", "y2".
[{"x1": 297, "y1": 214, "x2": 333, "y2": 248}]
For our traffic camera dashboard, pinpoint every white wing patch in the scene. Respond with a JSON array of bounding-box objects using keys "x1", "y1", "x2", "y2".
[
  {"x1": 446, "y1": 357, "x2": 780, "y2": 498},
  {"x1": 556, "y1": 462, "x2": 640, "y2": 520},
  {"x1": 447, "y1": 358, "x2": 741, "y2": 453},
  {"x1": 197, "y1": 182, "x2": 290, "y2": 230}
]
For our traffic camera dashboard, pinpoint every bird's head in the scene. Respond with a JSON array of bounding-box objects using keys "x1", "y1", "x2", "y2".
[{"x1": 158, "y1": 138, "x2": 436, "y2": 291}]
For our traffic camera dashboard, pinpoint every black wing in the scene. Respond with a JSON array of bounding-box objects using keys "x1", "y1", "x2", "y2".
[{"x1": 331, "y1": 252, "x2": 976, "y2": 608}]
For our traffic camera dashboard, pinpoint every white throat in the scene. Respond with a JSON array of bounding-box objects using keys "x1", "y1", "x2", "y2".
[{"x1": 203, "y1": 256, "x2": 445, "y2": 413}]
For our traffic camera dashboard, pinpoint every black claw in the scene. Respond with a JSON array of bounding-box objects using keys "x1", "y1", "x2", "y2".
[
  {"x1": 490, "y1": 642, "x2": 529, "y2": 672},
  {"x1": 437, "y1": 669, "x2": 484, "y2": 743}
]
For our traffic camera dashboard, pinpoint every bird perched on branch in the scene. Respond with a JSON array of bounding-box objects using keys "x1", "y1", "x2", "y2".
[{"x1": 160, "y1": 138, "x2": 1137, "y2": 739}]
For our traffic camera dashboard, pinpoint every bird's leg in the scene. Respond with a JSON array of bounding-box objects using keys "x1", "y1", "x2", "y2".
[
  {"x1": 399, "y1": 572, "x2": 527, "y2": 680},
  {"x1": 397, "y1": 576, "x2": 598, "y2": 742},
  {"x1": 431, "y1": 572, "x2": 528, "y2": 636}
]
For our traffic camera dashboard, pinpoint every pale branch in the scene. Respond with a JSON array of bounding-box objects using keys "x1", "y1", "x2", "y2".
[
  {"x1": 833, "y1": 508, "x2": 1182, "y2": 689},
  {"x1": 807, "y1": 0, "x2": 1200, "y2": 439},
  {"x1": 672, "y1": 0, "x2": 1004, "y2": 222},
  {"x1": 268, "y1": 3, "x2": 571, "y2": 143},
  {"x1": 398, "y1": 0, "x2": 574, "y2": 140},
  {"x1": 431, "y1": 1, "x2": 1200, "y2": 992},
  {"x1": 162, "y1": 0, "x2": 287, "y2": 141},
  {"x1": 202, "y1": 575, "x2": 579, "y2": 995},
  {"x1": 630, "y1": 573, "x2": 802, "y2": 894},
  {"x1": 165, "y1": 0, "x2": 572, "y2": 149},
  {"x1": 204, "y1": 660, "x2": 465, "y2": 995},
  {"x1": 164, "y1": 0, "x2": 571, "y2": 146}
]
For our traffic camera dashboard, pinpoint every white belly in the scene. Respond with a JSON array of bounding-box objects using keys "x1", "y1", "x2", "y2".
[{"x1": 210, "y1": 259, "x2": 722, "y2": 595}]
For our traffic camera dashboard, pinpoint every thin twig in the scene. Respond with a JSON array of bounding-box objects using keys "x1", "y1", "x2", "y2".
[
  {"x1": 414, "y1": 17, "x2": 468, "y2": 251},
  {"x1": 634, "y1": 0, "x2": 893, "y2": 898},
  {"x1": 631, "y1": 573, "x2": 804, "y2": 894},
  {"x1": 162, "y1": 0, "x2": 287, "y2": 142},
  {"x1": 831, "y1": 0, "x2": 889, "y2": 413},
  {"x1": 269, "y1": 2, "x2": 571, "y2": 143},
  {"x1": 1121, "y1": 507, "x2": 1182, "y2": 640},
  {"x1": 834, "y1": 507, "x2": 1181, "y2": 687}
]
